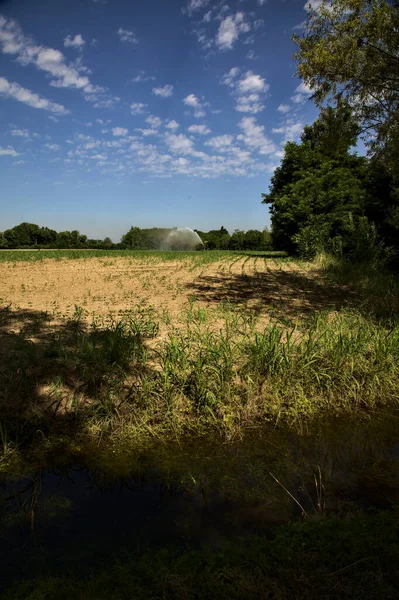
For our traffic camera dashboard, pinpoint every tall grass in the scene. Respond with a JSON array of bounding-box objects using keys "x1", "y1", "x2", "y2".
[
  {"x1": 1, "y1": 307, "x2": 399, "y2": 457},
  {"x1": 315, "y1": 252, "x2": 399, "y2": 321}
]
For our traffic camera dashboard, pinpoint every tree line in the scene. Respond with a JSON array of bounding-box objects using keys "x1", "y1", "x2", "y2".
[
  {"x1": 0, "y1": 223, "x2": 114, "y2": 250},
  {"x1": 0, "y1": 223, "x2": 272, "y2": 252},
  {"x1": 121, "y1": 226, "x2": 272, "y2": 251}
]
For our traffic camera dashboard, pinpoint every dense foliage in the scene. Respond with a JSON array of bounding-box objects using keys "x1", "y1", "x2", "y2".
[
  {"x1": 120, "y1": 227, "x2": 172, "y2": 250},
  {"x1": 195, "y1": 226, "x2": 272, "y2": 251},
  {"x1": 294, "y1": 0, "x2": 399, "y2": 177},
  {"x1": 262, "y1": 103, "x2": 398, "y2": 261},
  {"x1": 0, "y1": 222, "x2": 112, "y2": 250}
]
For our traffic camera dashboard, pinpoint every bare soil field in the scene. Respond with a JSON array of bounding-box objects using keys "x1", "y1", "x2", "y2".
[{"x1": 0, "y1": 254, "x2": 348, "y2": 336}]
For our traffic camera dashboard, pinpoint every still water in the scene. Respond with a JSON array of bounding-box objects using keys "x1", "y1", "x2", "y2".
[{"x1": 1, "y1": 411, "x2": 398, "y2": 592}]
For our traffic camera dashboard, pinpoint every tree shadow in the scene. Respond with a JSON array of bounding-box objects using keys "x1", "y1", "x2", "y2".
[
  {"x1": 185, "y1": 267, "x2": 354, "y2": 322},
  {"x1": 0, "y1": 306, "x2": 154, "y2": 450}
]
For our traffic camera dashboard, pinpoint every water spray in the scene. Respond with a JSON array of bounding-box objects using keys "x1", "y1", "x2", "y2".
[{"x1": 161, "y1": 228, "x2": 204, "y2": 251}]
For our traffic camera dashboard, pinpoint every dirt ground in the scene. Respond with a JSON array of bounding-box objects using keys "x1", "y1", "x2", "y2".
[{"x1": 0, "y1": 255, "x2": 348, "y2": 334}]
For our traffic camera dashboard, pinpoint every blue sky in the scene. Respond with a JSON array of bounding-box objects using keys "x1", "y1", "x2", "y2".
[{"x1": 0, "y1": 0, "x2": 319, "y2": 241}]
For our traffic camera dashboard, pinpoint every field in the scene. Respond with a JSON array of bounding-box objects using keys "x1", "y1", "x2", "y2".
[{"x1": 1, "y1": 250, "x2": 399, "y2": 598}]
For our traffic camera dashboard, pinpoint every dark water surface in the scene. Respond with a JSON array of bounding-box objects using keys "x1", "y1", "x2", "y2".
[{"x1": 1, "y1": 411, "x2": 399, "y2": 593}]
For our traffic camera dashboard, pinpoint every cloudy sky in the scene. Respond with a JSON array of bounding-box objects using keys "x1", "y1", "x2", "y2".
[{"x1": 0, "y1": 0, "x2": 318, "y2": 240}]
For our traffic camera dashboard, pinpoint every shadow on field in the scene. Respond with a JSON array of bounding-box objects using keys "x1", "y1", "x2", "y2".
[
  {"x1": 0, "y1": 306, "x2": 153, "y2": 449},
  {"x1": 185, "y1": 267, "x2": 352, "y2": 320}
]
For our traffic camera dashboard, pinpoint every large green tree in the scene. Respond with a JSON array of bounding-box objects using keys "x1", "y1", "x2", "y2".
[
  {"x1": 294, "y1": 0, "x2": 399, "y2": 175},
  {"x1": 262, "y1": 104, "x2": 369, "y2": 255}
]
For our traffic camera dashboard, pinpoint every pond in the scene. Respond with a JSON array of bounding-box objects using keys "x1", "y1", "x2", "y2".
[{"x1": 1, "y1": 410, "x2": 399, "y2": 594}]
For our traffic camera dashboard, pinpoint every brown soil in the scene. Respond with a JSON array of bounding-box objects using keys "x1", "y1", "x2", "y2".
[{"x1": 0, "y1": 256, "x2": 349, "y2": 335}]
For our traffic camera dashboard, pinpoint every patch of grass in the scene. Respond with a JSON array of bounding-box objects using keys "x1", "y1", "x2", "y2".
[
  {"x1": 0, "y1": 249, "x2": 237, "y2": 264},
  {"x1": 5, "y1": 508, "x2": 399, "y2": 599},
  {"x1": 316, "y1": 252, "x2": 399, "y2": 322},
  {"x1": 1, "y1": 301, "x2": 399, "y2": 464}
]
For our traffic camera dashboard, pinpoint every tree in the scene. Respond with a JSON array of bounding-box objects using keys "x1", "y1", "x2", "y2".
[
  {"x1": 195, "y1": 227, "x2": 231, "y2": 250},
  {"x1": 3, "y1": 222, "x2": 42, "y2": 247},
  {"x1": 120, "y1": 227, "x2": 145, "y2": 250},
  {"x1": 103, "y1": 237, "x2": 113, "y2": 249},
  {"x1": 37, "y1": 226, "x2": 57, "y2": 246},
  {"x1": 262, "y1": 105, "x2": 369, "y2": 255},
  {"x1": 0, "y1": 232, "x2": 8, "y2": 248},
  {"x1": 293, "y1": 0, "x2": 399, "y2": 175},
  {"x1": 228, "y1": 230, "x2": 245, "y2": 250}
]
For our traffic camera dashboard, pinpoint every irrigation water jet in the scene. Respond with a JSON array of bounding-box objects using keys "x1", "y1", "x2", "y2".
[{"x1": 161, "y1": 227, "x2": 204, "y2": 251}]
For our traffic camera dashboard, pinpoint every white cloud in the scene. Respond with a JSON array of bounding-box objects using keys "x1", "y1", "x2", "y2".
[
  {"x1": 132, "y1": 71, "x2": 156, "y2": 83},
  {"x1": 0, "y1": 77, "x2": 69, "y2": 114},
  {"x1": 0, "y1": 146, "x2": 19, "y2": 157},
  {"x1": 11, "y1": 128, "x2": 29, "y2": 137},
  {"x1": 272, "y1": 121, "x2": 304, "y2": 142},
  {"x1": 293, "y1": 20, "x2": 307, "y2": 31},
  {"x1": 254, "y1": 19, "x2": 264, "y2": 30},
  {"x1": 237, "y1": 116, "x2": 276, "y2": 155},
  {"x1": 130, "y1": 102, "x2": 147, "y2": 115},
  {"x1": 296, "y1": 82, "x2": 313, "y2": 94},
  {"x1": 203, "y1": 10, "x2": 212, "y2": 22},
  {"x1": 304, "y1": 0, "x2": 332, "y2": 11},
  {"x1": 246, "y1": 49, "x2": 258, "y2": 60},
  {"x1": 117, "y1": 28, "x2": 139, "y2": 44},
  {"x1": 45, "y1": 143, "x2": 60, "y2": 150},
  {"x1": 184, "y1": 94, "x2": 201, "y2": 108},
  {"x1": 112, "y1": 127, "x2": 128, "y2": 136},
  {"x1": 188, "y1": 124, "x2": 211, "y2": 135},
  {"x1": 238, "y1": 71, "x2": 267, "y2": 93},
  {"x1": 136, "y1": 128, "x2": 158, "y2": 137},
  {"x1": 235, "y1": 94, "x2": 265, "y2": 114},
  {"x1": 221, "y1": 67, "x2": 240, "y2": 87},
  {"x1": 205, "y1": 134, "x2": 234, "y2": 151},
  {"x1": 152, "y1": 84, "x2": 174, "y2": 97},
  {"x1": 84, "y1": 92, "x2": 120, "y2": 109},
  {"x1": 183, "y1": 93, "x2": 205, "y2": 118},
  {"x1": 0, "y1": 16, "x2": 108, "y2": 102},
  {"x1": 165, "y1": 120, "x2": 179, "y2": 130},
  {"x1": 184, "y1": 0, "x2": 211, "y2": 16},
  {"x1": 243, "y1": 34, "x2": 255, "y2": 45},
  {"x1": 49, "y1": 115, "x2": 59, "y2": 122},
  {"x1": 164, "y1": 133, "x2": 194, "y2": 154},
  {"x1": 64, "y1": 34, "x2": 85, "y2": 49},
  {"x1": 291, "y1": 81, "x2": 313, "y2": 103},
  {"x1": 216, "y1": 12, "x2": 250, "y2": 50},
  {"x1": 193, "y1": 28, "x2": 213, "y2": 51},
  {"x1": 146, "y1": 115, "x2": 162, "y2": 128},
  {"x1": 277, "y1": 104, "x2": 291, "y2": 113},
  {"x1": 221, "y1": 69, "x2": 269, "y2": 114}
]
